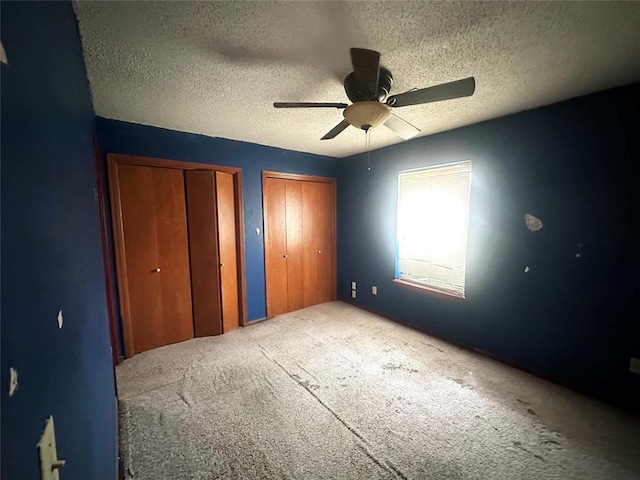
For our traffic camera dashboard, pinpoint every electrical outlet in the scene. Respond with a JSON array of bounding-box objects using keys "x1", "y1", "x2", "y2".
[
  {"x1": 351, "y1": 289, "x2": 356, "y2": 298},
  {"x1": 351, "y1": 281, "x2": 356, "y2": 290},
  {"x1": 630, "y1": 358, "x2": 640, "y2": 374},
  {"x1": 372, "y1": 286, "x2": 377, "y2": 295}
]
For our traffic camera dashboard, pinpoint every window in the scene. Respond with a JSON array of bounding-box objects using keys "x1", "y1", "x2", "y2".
[{"x1": 395, "y1": 161, "x2": 472, "y2": 298}]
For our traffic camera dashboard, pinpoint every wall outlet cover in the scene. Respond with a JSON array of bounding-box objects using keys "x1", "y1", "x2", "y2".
[
  {"x1": 351, "y1": 290, "x2": 356, "y2": 298},
  {"x1": 351, "y1": 281, "x2": 356, "y2": 290},
  {"x1": 372, "y1": 286, "x2": 377, "y2": 295}
]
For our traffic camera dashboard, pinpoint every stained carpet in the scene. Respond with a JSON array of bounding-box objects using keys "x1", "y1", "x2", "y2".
[{"x1": 117, "y1": 301, "x2": 640, "y2": 479}]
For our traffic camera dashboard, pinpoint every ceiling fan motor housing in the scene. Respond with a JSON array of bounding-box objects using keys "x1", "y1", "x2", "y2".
[{"x1": 344, "y1": 67, "x2": 393, "y2": 103}]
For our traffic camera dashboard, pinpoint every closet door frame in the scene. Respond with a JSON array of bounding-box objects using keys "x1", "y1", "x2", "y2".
[
  {"x1": 108, "y1": 154, "x2": 248, "y2": 357},
  {"x1": 262, "y1": 170, "x2": 337, "y2": 318}
]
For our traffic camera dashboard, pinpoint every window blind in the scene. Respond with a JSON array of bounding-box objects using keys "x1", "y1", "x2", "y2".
[{"x1": 396, "y1": 161, "x2": 472, "y2": 298}]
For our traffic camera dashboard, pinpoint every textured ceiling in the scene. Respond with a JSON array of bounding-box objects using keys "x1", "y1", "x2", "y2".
[{"x1": 75, "y1": 1, "x2": 640, "y2": 158}]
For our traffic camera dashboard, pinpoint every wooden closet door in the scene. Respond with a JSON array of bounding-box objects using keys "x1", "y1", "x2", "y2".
[
  {"x1": 185, "y1": 170, "x2": 223, "y2": 337},
  {"x1": 186, "y1": 170, "x2": 240, "y2": 335},
  {"x1": 285, "y1": 180, "x2": 304, "y2": 312},
  {"x1": 216, "y1": 171, "x2": 240, "y2": 333},
  {"x1": 264, "y1": 173, "x2": 336, "y2": 317},
  {"x1": 264, "y1": 177, "x2": 289, "y2": 317},
  {"x1": 117, "y1": 164, "x2": 193, "y2": 354},
  {"x1": 301, "y1": 181, "x2": 319, "y2": 307},
  {"x1": 316, "y1": 181, "x2": 334, "y2": 303}
]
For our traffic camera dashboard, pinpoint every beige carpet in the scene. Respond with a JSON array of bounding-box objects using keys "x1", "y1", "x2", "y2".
[{"x1": 117, "y1": 301, "x2": 640, "y2": 479}]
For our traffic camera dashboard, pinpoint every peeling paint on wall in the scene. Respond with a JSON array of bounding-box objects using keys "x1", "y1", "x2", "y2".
[
  {"x1": 524, "y1": 214, "x2": 543, "y2": 232},
  {"x1": 9, "y1": 367, "x2": 18, "y2": 396}
]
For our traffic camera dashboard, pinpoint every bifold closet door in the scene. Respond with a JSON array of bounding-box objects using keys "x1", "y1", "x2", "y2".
[
  {"x1": 301, "y1": 181, "x2": 321, "y2": 308},
  {"x1": 216, "y1": 171, "x2": 240, "y2": 333},
  {"x1": 300, "y1": 180, "x2": 333, "y2": 310},
  {"x1": 264, "y1": 177, "x2": 289, "y2": 317},
  {"x1": 116, "y1": 164, "x2": 194, "y2": 354},
  {"x1": 285, "y1": 180, "x2": 304, "y2": 312},
  {"x1": 316, "y1": 181, "x2": 333, "y2": 304},
  {"x1": 185, "y1": 170, "x2": 240, "y2": 336},
  {"x1": 185, "y1": 171, "x2": 223, "y2": 337},
  {"x1": 264, "y1": 175, "x2": 335, "y2": 318}
]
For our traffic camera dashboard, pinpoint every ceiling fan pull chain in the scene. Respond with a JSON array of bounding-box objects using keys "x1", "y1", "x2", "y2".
[{"x1": 366, "y1": 128, "x2": 372, "y2": 171}]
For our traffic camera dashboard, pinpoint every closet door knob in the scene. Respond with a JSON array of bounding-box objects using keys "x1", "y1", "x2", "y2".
[
  {"x1": 283, "y1": 254, "x2": 288, "y2": 258},
  {"x1": 318, "y1": 250, "x2": 322, "y2": 254},
  {"x1": 153, "y1": 268, "x2": 161, "y2": 273},
  {"x1": 220, "y1": 263, "x2": 225, "y2": 267}
]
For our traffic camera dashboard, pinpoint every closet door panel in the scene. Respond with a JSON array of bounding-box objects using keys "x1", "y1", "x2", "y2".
[
  {"x1": 185, "y1": 170, "x2": 222, "y2": 337},
  {"x1": 216, "y1": 171, "x2": 240, "y2": 333},
  {"x1": 285, "y1": 180, "x2": 304, "y2": 312},
  {"x1": 151, "y1": 167, "x2": 194, "y2": 345},
  {"x1": 117, "y1": 164, "x2": 193, "y2": 354},
  {"x1": 301, "y1": 181, "x2": 319, "y2": 307},
  {"x1": 118, "y1": 164, "x2": 164, "y2": 353},
  {"x1": 264, "y1": 177, "x2": 288, "y2": 317},
  {"x1": 317, "y1": 181, "x2": 334, "y2": 304}
]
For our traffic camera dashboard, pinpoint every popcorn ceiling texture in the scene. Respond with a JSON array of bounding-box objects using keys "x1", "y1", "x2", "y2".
[{"x1": 74, "y1": 1, "x2": 640, "y2": 158}]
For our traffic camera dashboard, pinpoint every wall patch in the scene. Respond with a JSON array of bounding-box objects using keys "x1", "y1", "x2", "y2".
[
  {"x1": 524, "y1": 214, "x2": 543, "y2": 232},
  {"x1": 9, "y1": 367, "x2": 18, "y2": 396}
]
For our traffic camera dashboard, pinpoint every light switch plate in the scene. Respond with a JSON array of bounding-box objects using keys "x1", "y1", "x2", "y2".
[
  {"x1": 372, "y1": 286, "x2": 377, "y2": 295},
  {"x1": 38, "y1": 416, "x2": 65, "y2": 480}
]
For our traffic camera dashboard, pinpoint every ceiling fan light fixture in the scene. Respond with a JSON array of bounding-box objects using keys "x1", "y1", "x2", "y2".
[{"x1": 343, "y1": 101, "x2": 392, "y2": 130}]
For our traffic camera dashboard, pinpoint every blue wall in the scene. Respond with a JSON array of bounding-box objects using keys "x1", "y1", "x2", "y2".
[
  {"x1": 337, "y1": 83, "x2": 640, "y2": 405},
  {"x1": 1, "y1": 3, "x2": 117, "y2": 479},
  {"x1": 96, "y1": 118, "x2": 339, "y2": 346}
]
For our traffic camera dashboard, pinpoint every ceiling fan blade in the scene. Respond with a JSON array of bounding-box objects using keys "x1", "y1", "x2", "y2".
[
  {"x1": 387, "y1": 77, "x2": 476, "y2": 108},
  {"x1": 321, "y1": 119, "x2": 350, "y2": 140},
  {"x1": 383, "y1": 114, "x2": 421, "y2": 140},
  {"x1": 350, "y1": 48, "x2": 380, "y2": 97},
  {"x1": 350, "y1": 48, "x2": 380, "y2": 71},
  {"x1": 274, "y1": 102, "x2": 348, "y2": 109}
]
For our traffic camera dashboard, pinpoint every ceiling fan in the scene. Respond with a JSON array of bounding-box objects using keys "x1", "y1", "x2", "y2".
[{"x1": 274, "y1": 48, "x2": 476, "y2": 141}]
